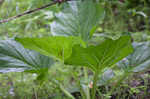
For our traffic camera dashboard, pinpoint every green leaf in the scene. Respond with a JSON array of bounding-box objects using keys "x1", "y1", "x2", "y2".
[
  {"x1": 0, "y1": 40, "x2": 54, "y2": 73},
  {"x1": 64, "y1": 36, "x2": 133, "y2": 72},
  {"x1": 16, "y1": 36, "x2": 84, "y2": 61},
  {"x1": 118, "y1": 42, "x2": 150, "y2": 72},
  {"x1": 51, "y1": 0, "x2": 105, "y2": 41}
]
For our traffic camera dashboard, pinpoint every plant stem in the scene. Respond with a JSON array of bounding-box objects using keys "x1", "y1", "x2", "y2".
[
  {"x1": 84, "y1": 67, "x2": 90, "y2": 99},
  {"x1": 72, "y1": 68, "x2": 86, "y2": 99},
  {"x1": 33, "y1": 88, "x2": 38, "y2": 99},
  {"x1": 59, "y1": 84, "x2": 75, "y2": 99},
  {"x1": 52, "y1": 80, "x2": 75, "y2": 99},
  {"x1": 91, "y1": 70, "x2": 99, "y2": 99},
  {"x1": 77, "y1": 76, "x2": 86, "y2": 99}
]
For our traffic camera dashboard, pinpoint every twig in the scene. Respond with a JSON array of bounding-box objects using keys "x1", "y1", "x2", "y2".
[{"x1": 0, "y1": 0, "x2": 69, "y2": 24}]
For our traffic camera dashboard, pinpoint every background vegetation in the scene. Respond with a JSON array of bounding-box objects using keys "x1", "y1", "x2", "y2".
[{"x1": 0, "y1": 0, "x2": 150, "y2": 99}]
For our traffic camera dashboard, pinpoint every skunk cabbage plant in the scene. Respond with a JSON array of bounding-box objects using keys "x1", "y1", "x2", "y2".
[
  {"x1": 0, "y1": 0, "x2": 134, "y2": 99},
  {"x1": 16, "y1": 35, "x2": 133, "y2": 99}
]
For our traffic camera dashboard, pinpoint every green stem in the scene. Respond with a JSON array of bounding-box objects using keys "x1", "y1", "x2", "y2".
[
  {"x1": 84, "y1": 67, "x2": 90, "y2": 99},
  {"x1": 91, "y1": 70, "x2": 99, "y2": 99},
  {"x1": 59, "y1": 84, "x2": 75, "y2": 99},
  {"x1": 52, "y1": 80, "x2": 75, "y2": 99},
  {"x1": 73, "y1": 68, "x2": 86, "y2": 99},
  {"x1": 79, "y1": 84, "x2": 86, "y2": 99},
  {"x1": 97, "y1": 88, "x2": 103, "y2": 99},
  {"x1": 77, "y1": 77, "x2": 86, "y2": 99}
]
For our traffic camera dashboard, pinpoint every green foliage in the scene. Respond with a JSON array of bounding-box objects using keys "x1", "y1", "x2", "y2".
[
  {"x1": 16, "y1": 36, "x2": 85, "y2": 61},
  {"x1": 65, "y1": 36, "x2": 133, "y2": 72},
  {"x1": 51, "y1": 0, "x2": 105, "y2": 41},
  {"x1": 118, "y1": 42, "x2": 150, "y2": 72},
  {"x1": 0, "y1": 0, "x2": 60, "y2": 38},
  {"x1": 0, "y1": 0, "x2": 150, "y2": 98},
  {"x1": 0, "y1": 40, "x2": 54, "y2": 76}
]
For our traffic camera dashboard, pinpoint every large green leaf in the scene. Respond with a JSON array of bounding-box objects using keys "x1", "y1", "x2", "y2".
[
  {"x1": 0, "y1": 40, "x2": 54, "y2": 73},
  {"x1": 51, "y1": 0, "x2": 105, "y2": 41},
  {"x1": 118, "y1": 42, "x2": 150, "y2": 72},
  {"x1": 64, "y1": 36, "x2": 133, "y2": 71},
  {"x1": 16, "y1": 36, "x2": 84, "y2": 61}
]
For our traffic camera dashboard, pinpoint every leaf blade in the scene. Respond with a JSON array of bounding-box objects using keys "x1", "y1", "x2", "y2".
[
  {"x1": 16, "y1": 36, "x2": 84, "y2": 61},
  {"x1": 64, "y1": 36, "x2": 133, "y2": 71},
  {"x1": 0, "y1": 40, "x2": 54, "y2": 73},
  {"x1": 51, "y1": 0, "x2": 105, "y2": 41},
  {"x1": 118, "y1": 42, "x2": 150, "y2": 72}
]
